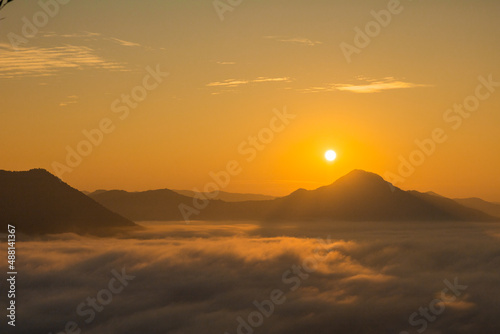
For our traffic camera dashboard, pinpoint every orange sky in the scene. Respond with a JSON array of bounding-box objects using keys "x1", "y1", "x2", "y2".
[{"x1": 1, "y1": 0, "x2": 499, "y2": 201}]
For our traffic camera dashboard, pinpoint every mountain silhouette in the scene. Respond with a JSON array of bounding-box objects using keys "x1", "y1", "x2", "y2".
[
  {"x1": 172, "y1": 190, "x2": 275, "y2": 202},
  {"x1": 89, "y1": 189, "x2": 198, "y2": 221},
  {"x1": 266, "y1": 170, "x2": 494, "y2": 221},
  {"x1": 89, "y1": 188, "x2": 269, "y2": 221},
  {"x1": 453, "y1": 197, "x2": 500, "y2": 219},
  {"x1": 0, "y1": 169, "x2": 137, "y2": 234},
  {"x1": 89, "y1": 169, "x2": 498, "y2": 222}
]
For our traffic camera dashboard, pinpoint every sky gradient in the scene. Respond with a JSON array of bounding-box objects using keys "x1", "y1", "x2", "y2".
[{"x1": 1, "y1": 0, "x2": 499, "y2": 200}]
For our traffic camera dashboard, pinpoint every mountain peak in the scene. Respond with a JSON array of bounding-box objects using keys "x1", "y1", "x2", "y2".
[
  {"x1": 0, "y1": 168, "x2": 60, "y2": 181},
  {"x1": 327, "y1": 169, "x2": 392, "y2": 192},
  {"x1": 0, "y1": 169, "x2": 136, "y2": 234},
  {"x1": 83, "y1": 168, "x2": 498, "y2": 223},
  {"x1": 341, "y1": 169, "x2": 386, "y2": 181}
]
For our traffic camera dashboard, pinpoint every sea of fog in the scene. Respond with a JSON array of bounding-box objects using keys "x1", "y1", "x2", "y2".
[{"x1": 3, "y1": 220, "x2": 500, "y2": 334}]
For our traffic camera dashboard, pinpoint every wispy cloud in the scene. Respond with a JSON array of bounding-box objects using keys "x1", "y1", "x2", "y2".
[
  {"x1": 207, "y1": 77, "x2": 292, "y2": 88},
  {"x1": 42, "y1": 31, "x2": 144, "y2": 48},
  {"x1": 42, "y1": 31, "x2": 102, "y2": 39},
  {"x1": 108, "y1": 37, "x2": 142, "y2": 47},
  {"x1": 264, "y1": 36, "x2": 322, "y2": 46},
  {"x1": 252, "y1": 77, "x2": 292, "y2": 83},
  {"x1": 207, "y1": 79, "x2": 249, "y2": 88},
  {"x1": 216, "y1": 61, "x2": 236, "y2": 65},
  {"x1": 0, "y1": 43, "x2": 127, "y2": 79},
  {"x1": 300, "y1": 77, "x2": 432, "y2": 94},
  {"x1": 59, "y1": 95, "x2": 79, "y2": 107}
]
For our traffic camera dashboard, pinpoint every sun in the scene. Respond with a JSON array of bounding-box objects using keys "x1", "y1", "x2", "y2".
[{"x1": 325, "y1": 150, "x2": 337, "y2": 162}]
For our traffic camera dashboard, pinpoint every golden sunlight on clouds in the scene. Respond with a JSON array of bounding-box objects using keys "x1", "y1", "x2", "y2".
[
  {"x1": 108, "y1": 37, "x2": 142, "y2": 48},
  {"x1": 300, "y1": 77, "x2": 432, "y2": 94},
  {"x1": 9, "y1": 221, "x2": 500, "y2": 333},
  {"x1": 0, "y1": 43, "x2": 126, "y2": 78},
  {"x1": 264, "y1": 36, "x2": 323, "y2": 46},
  {"x1": 206, "y1": 77, "x2": 292, "y2": 88}
]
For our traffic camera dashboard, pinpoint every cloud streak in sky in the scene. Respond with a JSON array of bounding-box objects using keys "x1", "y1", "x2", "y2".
[
  {"x1": 0, "y1": 44, "x2": 127, "y2": 79},
  {"x1": 42, "y1": 31, "x2": 143, "y2": 48},
  {"x1": 301, "y1": 77, "x2": 432, "y2": 94},
  {"x1": 59, "y1": 95, "x2": 79, "y2": 107},
  {"x1": 0, "y1": 31, "x2": 156, "y2": 80},
  {"x1": 207, "y1": 77, "x2": 292, "y2": 88},
  {"x1": 108, "y1": 37, "x2": 142, "y2": 47},
  {"x1": 264, "y1": 36, "x2": 323, "y2": 46}
]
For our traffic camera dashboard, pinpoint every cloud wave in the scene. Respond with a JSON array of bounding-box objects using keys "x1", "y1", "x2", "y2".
[{"x1": 5, "y1": 220, "x2": 500, "y2": 334}]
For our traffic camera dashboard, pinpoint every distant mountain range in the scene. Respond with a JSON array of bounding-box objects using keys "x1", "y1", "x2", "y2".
[
  {"x1": 424, "y1": 192, "x2": 500, "y2": 219},
  {"x1": 453, "y1": 197, "x2": 500, "y2": 219},
  {"x1": 88, "y1": 170, "x2": 499, "y2": 222},
  {"x1": 172, "y1": 190, "x2": 275, "y2": 202},
  {"x1": 0, "y1": 169, "x2": 137, "y2": 234},
  {"x1": 2, "y1": 169, "x2": 497, "y2": 235},
  {"x1": 88, "y1": 188, "x2": 202, "y2": 221}
]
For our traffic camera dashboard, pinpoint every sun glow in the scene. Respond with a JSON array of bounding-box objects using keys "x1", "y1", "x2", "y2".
[{"x1": 325, "y1": 150, "x2": 337, "y2": 162}]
